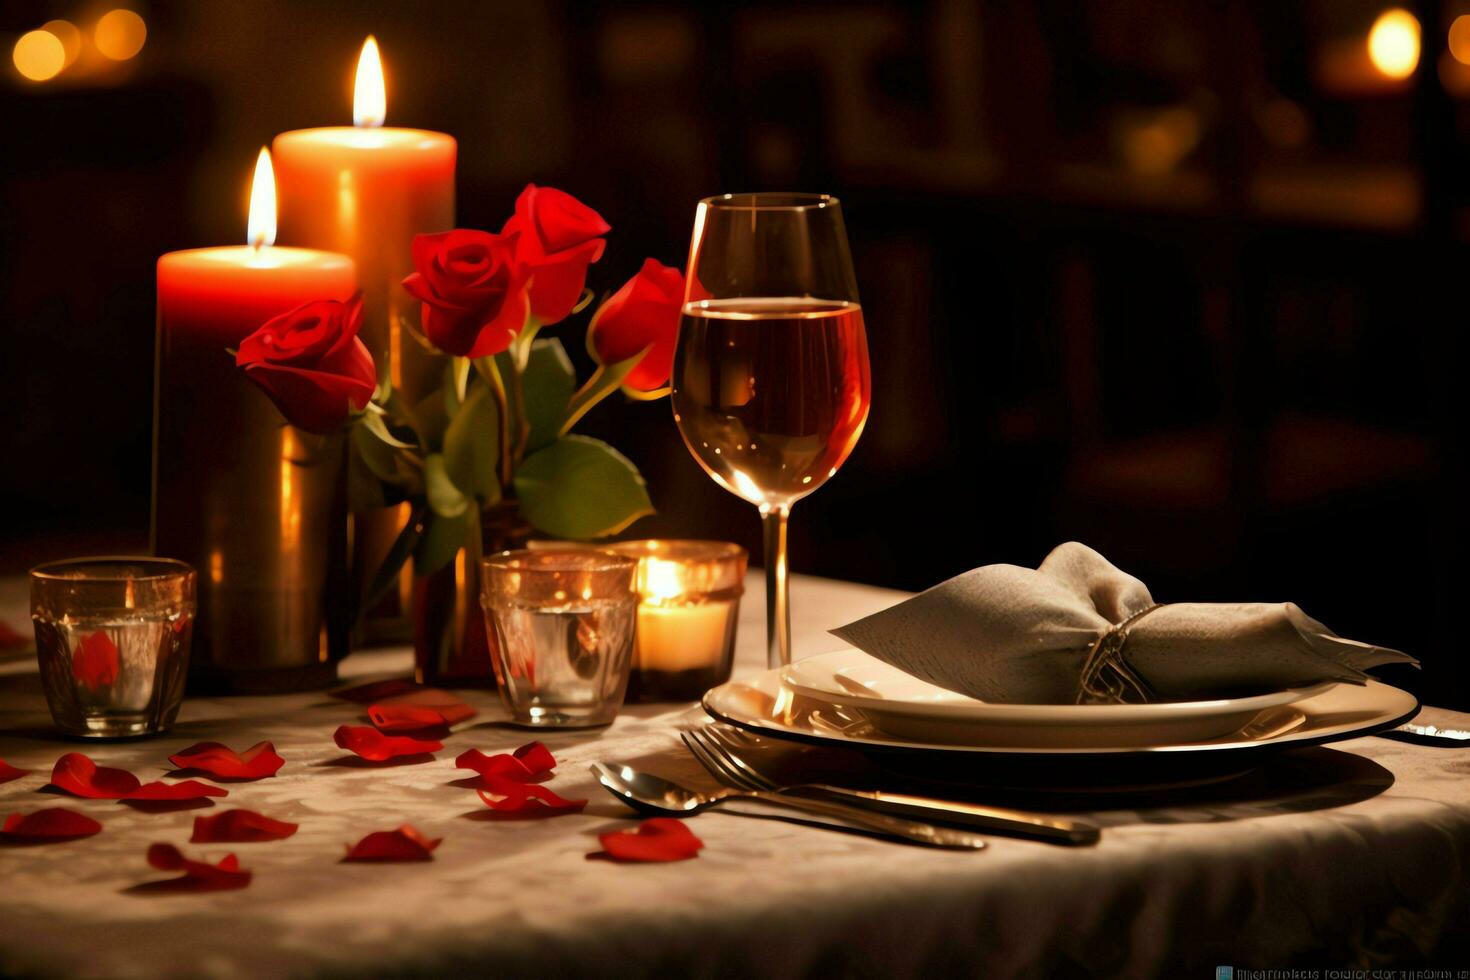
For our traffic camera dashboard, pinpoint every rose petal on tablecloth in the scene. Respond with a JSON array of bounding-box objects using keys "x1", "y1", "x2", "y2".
[
  {"x1": 342, "y1": 825, "x2": 441, "y2": 862},
  {"x1": 0, "y1": 619, "x2": 28, "y2": 649},
  {"x1": 47, "y1": 753, "x2": 141, "y2": 799},
  {"x1": 455, "y1": 741, "x2": 557, "y2": 783},
  {"x1": 476, "y1": 775, "x2": 586, "y2": 818},
  {"x1": 168, "y1": 741, "x2": 285, "y2": 781},
  {"x1": 125, "y1": 780, "x2": 229, "y2": 802},
  {"x1": 0, "y1": 759, "x2": 29, "y2": 784},
  {"x1": 332, "y1": 725, "x2": 442, "y2": 762},
  {"x1": 0, "y1": 808, "x2": 102, "y2": 842},
  {"x1": 594, "y1": 818, "x2": 705, "y2": 863},
  {"x1": 144, "y1": 843, "x2": 251, "y2": 890},
  {"x1": 191, "y1": 809, "x2": 298, "y2": 843}
]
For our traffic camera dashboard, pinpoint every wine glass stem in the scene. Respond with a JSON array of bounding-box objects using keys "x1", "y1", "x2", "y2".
[{"x1": 762, "y1": 503, "x2": 791, "y2": 669}]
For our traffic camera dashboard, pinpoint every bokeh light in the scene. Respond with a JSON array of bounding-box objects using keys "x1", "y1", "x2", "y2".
[
  {"x1": 42, "y1": 20, "x2": 82, "y2": 68},
  {"x1": 94, "y1": 9, "x2": 147, "y2": 61},
  {"x1": 1367, "y1": 8, "x2": 1420, "y2": 80},
  {"x1": 12, "y1": 29, "x2": 65, "y2": 82},
  {"x1": 1450, "y1": 15, "x2": 1470, "y2": 66}
]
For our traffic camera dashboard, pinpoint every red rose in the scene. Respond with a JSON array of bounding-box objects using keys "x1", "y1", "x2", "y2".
[
  {"x1": 403, "y1": 229, "x2": 529, "y2": 358},
  {"x1": 588, "y1": 259, "x2": 685, "y2": 392},
  {"x1": 501, "y1": 184, "x2": 610, "y2": 325},
  {"x1": 236, "y1": 297, "x2": 377, "y2": 434}
]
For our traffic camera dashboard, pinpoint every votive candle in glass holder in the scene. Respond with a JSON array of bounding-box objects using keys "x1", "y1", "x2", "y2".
[
  {"x1": 30, "y1": 557, "x2": 197, "y2": 738},
  {"x1": 606, "y1": 541, "x2": 748, "y2": 702},
  {"x1": 480, "y1": 550, "x2": 638, "y2": 728}
]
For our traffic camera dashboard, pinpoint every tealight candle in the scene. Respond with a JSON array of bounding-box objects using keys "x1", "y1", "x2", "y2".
[{"x1": 607, "y1": 541, "x2": 748, "y2": 702}]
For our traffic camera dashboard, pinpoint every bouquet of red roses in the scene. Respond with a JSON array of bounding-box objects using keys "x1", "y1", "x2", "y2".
[{"x1": 234, "y1": 184, "x2": 682, "y2": 603}]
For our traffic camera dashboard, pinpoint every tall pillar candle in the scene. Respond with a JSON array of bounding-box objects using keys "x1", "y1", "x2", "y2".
[
  {"x1": 153, "y1": 149, "x2": 358, "y2": 693},
  {"x1": 272, "y1": 36, "x2": 456, "y2": 640}
]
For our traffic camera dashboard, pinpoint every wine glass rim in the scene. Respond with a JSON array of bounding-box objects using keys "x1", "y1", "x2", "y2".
[
  {"x1": 699, "y1": 192, "x2": 839, "y2": 212},
  {"x1": 30, "y1": 556, "x2": 196, "y2": 582}
]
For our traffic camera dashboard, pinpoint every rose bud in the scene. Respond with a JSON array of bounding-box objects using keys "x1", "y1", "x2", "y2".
[
  {"x1": 501, "y1": 184, "x2": 610, "y2": 326},
  {"x1": 588, "y1": 259, "x2": 685, "y2": 393},
  {"x1": 402, "y1": 229, "x2": 529, "y2": 358},
  {"x1": 235, "y1": 296, "x2": 377, "y2": 434}
]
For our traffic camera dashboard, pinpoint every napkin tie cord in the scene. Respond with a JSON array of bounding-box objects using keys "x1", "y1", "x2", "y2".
[{"x1": 1076, "y1": 603, "x2": 1166, "y2": 705}]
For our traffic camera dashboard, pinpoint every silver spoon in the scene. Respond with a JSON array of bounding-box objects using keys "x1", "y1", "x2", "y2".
[{"x1": 589, "y1": 762, "x2": 988, "y2": 850}]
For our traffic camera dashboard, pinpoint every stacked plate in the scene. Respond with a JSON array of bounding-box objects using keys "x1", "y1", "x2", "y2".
[{"x1": 703, "y1": 648, "x2": 1419, "y2": 765}]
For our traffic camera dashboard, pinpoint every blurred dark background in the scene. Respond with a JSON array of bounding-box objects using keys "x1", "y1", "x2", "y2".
[{"x1": 1, "y1": 1, "x2": 1462, "y2": 704}]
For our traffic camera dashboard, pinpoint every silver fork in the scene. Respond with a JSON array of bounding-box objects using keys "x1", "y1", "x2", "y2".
[{"x1": 684, "y1": 726, "x2": 1101, "y2": 846}]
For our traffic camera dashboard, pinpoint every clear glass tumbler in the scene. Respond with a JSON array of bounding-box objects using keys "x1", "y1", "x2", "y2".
[
  {"x1": 480, "y1": 549, "x2": 637, "y2": 728},
  {"x1": 31, "y1": 557, "x2": 197, "y2": 738}
]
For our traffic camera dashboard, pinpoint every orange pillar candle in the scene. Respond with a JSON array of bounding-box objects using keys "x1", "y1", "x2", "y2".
[
  {"x1": 272, "y1": 35, "x2": 456, "y2": 396},
  {"x1": 153, "y1": 149, "x2": 358, "y2": 692}
]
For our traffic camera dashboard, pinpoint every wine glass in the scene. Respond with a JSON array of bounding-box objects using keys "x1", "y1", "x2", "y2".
[{"x1": 672, "y1": 193, "x2": 871, "y2": 669}]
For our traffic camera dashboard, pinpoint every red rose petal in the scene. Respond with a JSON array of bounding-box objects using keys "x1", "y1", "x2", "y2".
[
  {"x1": 0, "y1": 758, "x2": 29, "y2": 785},
  {"x1": 192, "y1": 809, "x2": 298, "y2": 843},
  {"x1": 333, "y1": 724, "x2": 441, "y2": 762},
  {"x1": 168, "y1": 741, "x2": 284, "y2": 781},
  {"x1": 47, "y1": 753, "x2": 141, "y2": 799},
  {"x1": 125, "y1": 779, "x2": 229, "y2": 802},
  {"x1": 146, "y1": 843, "x2": 251, "y2": 890},
  {"x1": 367, "y1": 704, "x2": 452, "y2": 733},
  {"x1": 455, "y1": 741, "x2": 558, "y2": 783},
  {"x1": 0, "y1": 619, "x2": 28, "y2": 649},
  {"x1": 331, "y1": 678, "x2": 423, "y2": 704},
  {"x1": 71, "y1": 630, "x2": 120, "y2": 690},
  {"x1": 343, "y1": 825, "x2": 441, "y2": 862},
  {"x1": 476, "y1": 775, "x2": 586, "y2": 817},
  {"x1": 596, "y1": 818, "x2": 705, "y2": 863},
  {"x1": 0, "y1": 808, "x2": 102, "y2": 841}
]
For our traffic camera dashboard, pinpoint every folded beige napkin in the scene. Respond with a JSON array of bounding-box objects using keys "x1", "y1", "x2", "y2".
[{"x1": 830, "y1": 542, "x2": 1415, "y2": 705}]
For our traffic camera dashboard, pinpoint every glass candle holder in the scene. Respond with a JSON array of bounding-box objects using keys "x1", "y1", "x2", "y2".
[
  {"x1": 30, "y1": 557, "x2": 197, "y2": 738},
  {"x1": 606, "y1": 541, "x2": 748, "y2": 702},
  {"x1": 480, "y1": 550, "x2": 638, "y2": 728}
]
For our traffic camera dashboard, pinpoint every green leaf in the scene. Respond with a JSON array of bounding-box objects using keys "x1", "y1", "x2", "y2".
[
  {"x1": 413, "y1": 391, "x2": 451, "y2": 453},
  {"x1": 347, "y1": 443, "x2": 387, "y2": 513},
  {"x1": 351, "y1": 418, "x2": 405, "y2": 483},
  {"x1": 513, "y1": 435, "x2": 654, "y2": 539},
  {"x1": 522, "y1": 338, "x2": 576, "y2": 453},
  {"x1": 360, "y1": 410, "x2": 417, "y2": 450},
  {"x1": 414, "y1": 509, "x2": 467, "y2": 576},
  {"x1": 424, "y1": 453, "x2": 469, "y2": 518},
  {"x1": 442, "y1": 384, "x2": 502, "y2": 502}
]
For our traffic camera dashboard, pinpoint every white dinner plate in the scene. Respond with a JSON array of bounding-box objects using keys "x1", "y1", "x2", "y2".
[
  {"x1": 780, "y1": 648, "x2": 1336, "y2": 747},
  {"x1": 706, "y1": 665, "x2": 1419, "y2": 759}
]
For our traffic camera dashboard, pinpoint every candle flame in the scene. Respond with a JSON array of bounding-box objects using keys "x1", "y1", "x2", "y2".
[
  {"x1": 247, "y1": 147, "x2": 277, "y2": 249},
  {"x1": 641, "y1": 559, "x2": 686, "y2": 604},
  {"x1": 354, "y1": 35, "x2": 386, "y2": 127}
]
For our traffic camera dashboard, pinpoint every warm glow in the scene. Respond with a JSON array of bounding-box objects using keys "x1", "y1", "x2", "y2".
[
  {"x1": 248, "y1": 148, "x2": 277, "y2": 248},
  {"x1": 13, "y1": 30, "x2": 65, "y2": 82},
  {"x1": 43, "y1": 20, "x2": 82, "y2": 68},
  {"x1": 641, "y1": 559, "x2": 687, "y2": 604},
  {"x1": 94, "y1": 8, "x2": 147, "y2": 61},
  {"x1": 354, "y1": 35, "x2": 386, "y2": 127},
  {"x1": 1368, "y1": 9, "x2": 1420, "y2": 80},
  {"x1": 1451, "y1": 15, "x2": 1470, "y2": 66}
]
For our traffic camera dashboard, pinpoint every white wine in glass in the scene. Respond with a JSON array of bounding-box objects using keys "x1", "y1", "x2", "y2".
[{"x1": 672, "y1": 194, "x2": 871, "y2": 669}]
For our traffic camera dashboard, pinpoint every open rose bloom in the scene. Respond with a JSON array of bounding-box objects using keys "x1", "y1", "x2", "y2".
[{"x1": 235, "y1": 296, "x2": 376, "y2": 434}]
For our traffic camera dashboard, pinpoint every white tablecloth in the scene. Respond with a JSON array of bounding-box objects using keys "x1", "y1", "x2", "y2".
[{"x1": 1, "y1": 573, "x2": 1468, "y2": 979}]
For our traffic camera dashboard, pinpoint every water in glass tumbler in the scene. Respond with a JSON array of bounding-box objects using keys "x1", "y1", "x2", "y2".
[
  {"x1": 34, "y1": 613, "x2": 193, "y2": 737},
  {"x1": 673, "y1": 297, "x2": 870, "y2": 506},
  {"x1": 489, "y1": 599, "x2": 635, "y2": 728},
  {"x1": 31, "y1": 557, "x2": 196, "y2": 738}
]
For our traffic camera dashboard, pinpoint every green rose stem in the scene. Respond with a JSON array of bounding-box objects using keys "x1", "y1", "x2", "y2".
[
  {"x1": 472, "y1": 355, "x2": 515, "y2": 490},
  {"x1": 558, "y1": 346, "x2": 648, "y2": 436}
]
